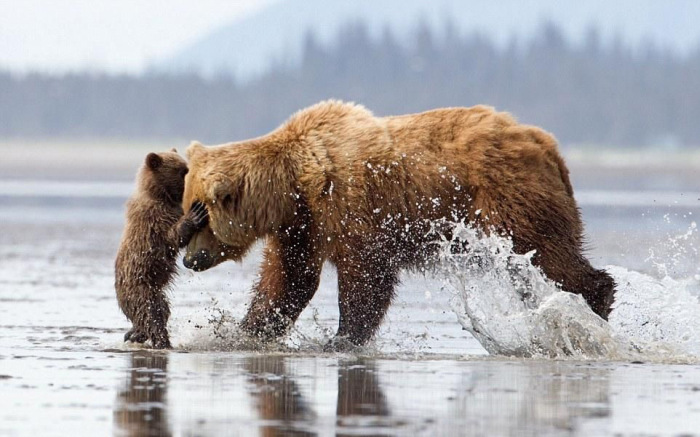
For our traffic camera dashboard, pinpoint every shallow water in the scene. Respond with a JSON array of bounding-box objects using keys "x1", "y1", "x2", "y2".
[{"x1": 3, "y1": 173, "x2": 700, "y2": 435}]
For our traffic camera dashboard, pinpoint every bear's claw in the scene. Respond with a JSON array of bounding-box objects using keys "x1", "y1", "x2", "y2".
[{"x1": 189, "y1": 201, "x2": 209, "y2": 229}]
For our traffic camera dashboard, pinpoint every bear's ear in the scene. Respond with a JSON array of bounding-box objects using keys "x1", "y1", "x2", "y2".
[
  {"x1": 208, "y1": 176, "x2": 230, "y2": 202},
  {"x1": 170, "y1": 147, "x2": 178, "y2": 153},
  {"x1": 208, "y1": 175, "x2": 243, "y2": 204},
  {"x1": 187, "y1": 141, "x2": 205, "y2": 160},
  {"x1": 145, "y1": 153, "x2": 163, "y2": 170}
]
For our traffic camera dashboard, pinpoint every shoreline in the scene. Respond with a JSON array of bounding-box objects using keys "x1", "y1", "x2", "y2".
[{"x1": 2, "y1": 140, "x2": 700, "y2": 177}]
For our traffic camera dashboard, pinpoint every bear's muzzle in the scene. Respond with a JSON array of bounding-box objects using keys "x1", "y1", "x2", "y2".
[{"x1": 183, "y1": 249, "x2": 215, "y2": 272}]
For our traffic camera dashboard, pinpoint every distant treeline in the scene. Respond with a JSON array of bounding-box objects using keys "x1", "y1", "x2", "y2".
[{"x1": 1, "y1": 22, "x2": 699, "y2": 147}]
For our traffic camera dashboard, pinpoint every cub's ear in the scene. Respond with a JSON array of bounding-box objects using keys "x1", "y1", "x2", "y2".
[
  {"x1": 186, "y1": 141, "x2": 205, "y2": 160},
  {"x1": 145, "y1": 153, "x2": 163, "y2": 170},
  {"x1": 170, "y1": 147, "x2": 178, "y2": 153}
]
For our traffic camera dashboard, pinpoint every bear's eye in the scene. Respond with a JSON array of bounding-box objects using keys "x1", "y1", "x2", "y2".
[{"x1": 221, "y1": 181, "x2": 243, "y2": 211}]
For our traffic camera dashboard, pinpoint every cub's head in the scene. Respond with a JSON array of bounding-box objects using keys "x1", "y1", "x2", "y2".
[{"x1": 140, "y1": 149, "x2": 188, "y2": 204}]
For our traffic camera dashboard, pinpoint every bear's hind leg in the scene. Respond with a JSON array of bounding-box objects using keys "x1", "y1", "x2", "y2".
[
  {"x1": 537, "y1": 251, "x2": 616, "y2": 321},
  {"x1": 143, "y1": 293, "x2": 171, "y2": 349},
  {"x1": 573, "y1": 267, "x2": 616, "y2": 321},
  {"x1": 117, "y1": 284, "x2": 171, "y2": 348},
  {"x1": 117, "y1": 286, "x2": 151, "y2": 345}
]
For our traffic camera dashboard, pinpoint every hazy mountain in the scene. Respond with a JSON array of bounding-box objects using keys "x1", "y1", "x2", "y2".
[{"x1": 154, "y1": 0, "x2": 700, "y2": 80}]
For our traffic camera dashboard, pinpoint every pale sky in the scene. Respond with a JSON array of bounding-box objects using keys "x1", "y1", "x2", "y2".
[{"x1": 0, "y1": 0, "x2": 276, "y2": 74}]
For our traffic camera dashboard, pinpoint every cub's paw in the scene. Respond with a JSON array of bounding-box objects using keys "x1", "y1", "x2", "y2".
[
  {"x1": 189, "y1": 201, "x2": 209, "y2": 230},
  {"x1": 177, "y1": 201, "x2": 211, "y2": 247}
]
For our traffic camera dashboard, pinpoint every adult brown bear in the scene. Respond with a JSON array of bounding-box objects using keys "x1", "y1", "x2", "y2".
[{"x1": 180, "y1": 100, "x2": 615, "y2": 348}]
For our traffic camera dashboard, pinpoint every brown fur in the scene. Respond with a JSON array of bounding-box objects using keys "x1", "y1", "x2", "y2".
[
  {"x1": 115, "y1": 150, "x2": 189, "y2": 349},
  {"x1": 182, "y1": 101, "x2": 616, "y2": 347}
]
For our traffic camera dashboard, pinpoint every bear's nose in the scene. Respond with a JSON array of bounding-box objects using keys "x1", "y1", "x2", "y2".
[
  {"x1": 183, "y1": 249, "x2": 212, "y2": 271},
  {"x1": 182, "y1": 254, "x2": 195, "y2": 270}
]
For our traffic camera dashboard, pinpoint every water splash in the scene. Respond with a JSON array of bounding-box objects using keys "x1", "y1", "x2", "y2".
[
  {"x1": 431, "y1": 221, "x2": 630, "y2": 358},
  {"x1": 432, "y1": 221, "x2": 700, "y2": 361},
  {"x1": 171, "y1": 303, "x2": 254, "y2": 351},
  {"x1": 172, "y1": 298, "x2": 336, "y2": 353},
  {"x1": 645, "y1": 219, "x2": 698, "y2": 278},
  {"x1": 171, "y1": 220, "x2": 700, "y2": 361},
  {"x1": 608, "y1": 266, "x2": 700, "y2": 356}
]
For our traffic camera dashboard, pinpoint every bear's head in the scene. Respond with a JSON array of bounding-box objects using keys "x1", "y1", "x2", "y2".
[
  {"x1": 140, "y1": 149, "x2": 188, "y2": 204},
  {"x1": 181, "y1": 141, "x2": 296, "y2": 271},
  {"x1": 181, "y1": 225, "x2": 251, "y2": 271}
]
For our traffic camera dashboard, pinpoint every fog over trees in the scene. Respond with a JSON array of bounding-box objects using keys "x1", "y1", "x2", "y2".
[{"x1": 1, "y1": 22, "x2": 699, "y2": 147}]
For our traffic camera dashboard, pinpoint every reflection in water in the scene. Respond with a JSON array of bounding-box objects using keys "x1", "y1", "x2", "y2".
[
  {"x1": 110, "y1": 354, "x2": 615, "y2": 436},
  {"x1": 531, "y1": 364, "x2": 610, "y2": 431},
  {"x1": 245, "y1": 355, "x2": 316, "y2": 437},
  {"x1": 336, "y1": 360, "x2": 390, "y2": 436},
  {"x1": 243, "y1": 356, "x2": 391, "y2": 437},
  {"x1": 114, "y1": 352, "x2": 170, "y2": 437},
  {"x1": 453, "y1": 362, "x2": 611, "y2": 435}
]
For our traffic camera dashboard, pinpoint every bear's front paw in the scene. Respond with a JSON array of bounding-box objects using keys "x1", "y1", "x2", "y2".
[
  {"x1": 124, "y1": 328, "x2": 148, "y2": 344},
  {"x1": 323, "y1": 336, "x2": 360, "y2": 353}
]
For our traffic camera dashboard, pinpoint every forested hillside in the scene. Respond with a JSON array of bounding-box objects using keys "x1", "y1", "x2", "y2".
[{"x1": 1, "y1": 23, "x2": 699, "y2": 147}]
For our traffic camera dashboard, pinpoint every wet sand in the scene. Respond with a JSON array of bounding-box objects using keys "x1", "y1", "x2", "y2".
[{"x1": 3, "y1": 145, "x2": 700, "y2": 435}]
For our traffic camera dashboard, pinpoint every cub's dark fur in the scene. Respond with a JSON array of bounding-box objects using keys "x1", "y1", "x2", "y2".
[{"x1": 114, "y1": 150, "x2": 206, "y2": 348}]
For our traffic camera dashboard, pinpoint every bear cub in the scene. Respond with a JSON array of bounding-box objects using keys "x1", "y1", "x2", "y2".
[{"x1": 115, "y1": 149, "x2": 207, "y2": 348}]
